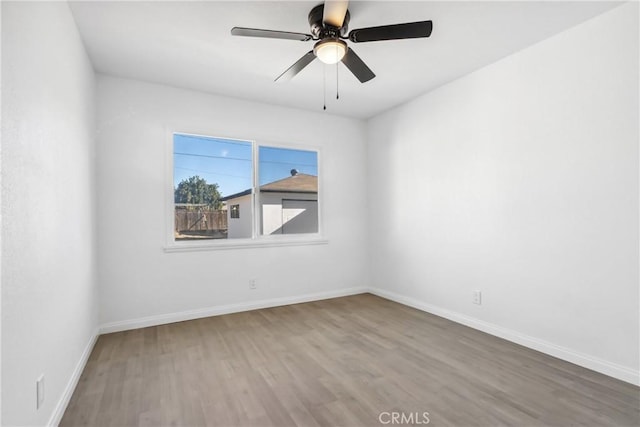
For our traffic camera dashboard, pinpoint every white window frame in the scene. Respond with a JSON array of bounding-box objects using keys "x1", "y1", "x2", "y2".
[{"x1": 164, "y1": 129, "x2": 327, "y2": 252}]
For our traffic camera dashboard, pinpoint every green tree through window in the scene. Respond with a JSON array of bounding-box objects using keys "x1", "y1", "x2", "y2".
[{"x1": 174, "y1": 175, "x2": 222, "y2": 209}]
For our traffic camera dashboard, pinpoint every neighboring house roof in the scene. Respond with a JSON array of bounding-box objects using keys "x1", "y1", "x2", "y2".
[
  {"x1": 220, "y1": 189, "x2": 252, "y2": 201},
  {"x1": 221, "y1": 173, "x2": 317, "y2": 201},
  {"x1": 261, "y1": 173, "x2": 317, "y2": 193}
]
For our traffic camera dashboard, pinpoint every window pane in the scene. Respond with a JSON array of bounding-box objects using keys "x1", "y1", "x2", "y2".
[
  {"x1": 174, "y1": 134, "x2": 252, "y2": 240},
  {"x1": 258, "y1": 146, "x2": 318, "y2": 235},
  {"x1": 230, "y1": 204, "x2": 240, "y2": 219}
]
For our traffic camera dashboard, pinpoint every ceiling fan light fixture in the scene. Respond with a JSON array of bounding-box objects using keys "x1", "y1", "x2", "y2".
[
  {"x1": 313, "y1": 39, "x2": 347, "y2": 64},
  {"x1": 231, "y1": 1, "x2": 433, "y2": 83}
]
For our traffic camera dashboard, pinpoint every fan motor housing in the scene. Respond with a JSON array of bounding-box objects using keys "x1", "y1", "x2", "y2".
[{"x1": 308, "y1": 4, "x2": 350, "y2": 38}]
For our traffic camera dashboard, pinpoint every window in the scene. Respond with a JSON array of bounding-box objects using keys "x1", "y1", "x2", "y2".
[
  {"x1": 258, "y1": 146, "x2": 318, "y2": 235},
  {"x1": 173, "y1": 134, "x2": 252, "y2": 241},
  {"x1": 172, "y1": 133, "x2": 320, "y2": 244}
]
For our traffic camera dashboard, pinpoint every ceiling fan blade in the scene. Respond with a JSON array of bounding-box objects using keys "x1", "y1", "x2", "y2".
[
  {"x1": 323, "y1": 0, "x2": 349, "y2": 28},
  {"x1": 231, "y1": 27, "x2": 312, "y2": 41},
  {"x1": 341, "y1": 48, "x2": 375, "y2": 83},
  {"x1": 275, "y1": 51, "x2": 317, "y2": 82},
  {"x1": 348, "y1": 21, "x2": 433, "y2": 43}
]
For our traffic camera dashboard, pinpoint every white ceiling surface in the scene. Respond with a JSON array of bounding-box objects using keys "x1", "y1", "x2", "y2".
[{"x1": 69, "y1": 1, "x2": 621, "y2": 119}]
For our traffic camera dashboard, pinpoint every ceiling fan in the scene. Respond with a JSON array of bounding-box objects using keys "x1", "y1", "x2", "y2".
[{"x1": 230, "y1": 0, "x2": 433, "y2": 83}]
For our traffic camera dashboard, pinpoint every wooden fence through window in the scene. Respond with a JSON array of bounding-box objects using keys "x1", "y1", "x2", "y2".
[{"x1": 174, "y1": 209, "x2": 227, "y2": 234}]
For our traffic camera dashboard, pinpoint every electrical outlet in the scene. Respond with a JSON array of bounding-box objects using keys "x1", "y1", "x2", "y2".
[
  {"x1": 249, "y1": 279, "x2": 257, "y2": 290},
  {"x1": 473, "y1": 290, "x2": 482, "y2": 305},
  {"x1": 36, "y1": 375, "x2": 45, "y2": 409}
]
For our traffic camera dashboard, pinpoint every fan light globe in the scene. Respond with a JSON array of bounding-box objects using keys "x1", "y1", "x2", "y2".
[{"x1": 314, "y1": 39, "x2": 347, "y2": 64}]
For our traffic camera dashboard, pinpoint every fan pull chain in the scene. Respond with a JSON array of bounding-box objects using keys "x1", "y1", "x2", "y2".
[
  {"x1": 323, "y1": 65, "x2": 327, "y2": 111},
  {"x1": 336, "y1": 63, "x2": 340, "y2": 100}
]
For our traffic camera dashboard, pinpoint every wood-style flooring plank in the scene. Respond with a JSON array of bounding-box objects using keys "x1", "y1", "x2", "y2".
[{"x1": 60, "y1": 294, "x2": 640, "y2": 426}]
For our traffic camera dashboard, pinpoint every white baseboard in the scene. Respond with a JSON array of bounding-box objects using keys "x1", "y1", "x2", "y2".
[
  {"x1": 48, "y1": 328, "x2": 99, "y2": 427},
  {"x1": 100, "y1": 287, "x2": 368, "y2": 334},
  {"x1": 368, "y1": 287, "x2": 640, "y2": 387}
]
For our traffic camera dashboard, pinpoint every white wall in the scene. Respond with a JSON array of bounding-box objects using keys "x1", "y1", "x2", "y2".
[
  {"x1": 367, "y1": 3, "x2": 639, "y2": 384},
  {"x1": 226, "y1": 194, "x2": 252, "y2": 239},
  {"x1": 1, "y1": 2, "x2": 98, "y2": 425},
  {"x1": 96, "y1": 75, "x2": 368, "y2": 328}
]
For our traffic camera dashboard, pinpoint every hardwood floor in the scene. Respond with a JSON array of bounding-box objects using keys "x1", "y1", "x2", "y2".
[{"x1": 60, "y1": 294, "x2": 639, "y2": 427}]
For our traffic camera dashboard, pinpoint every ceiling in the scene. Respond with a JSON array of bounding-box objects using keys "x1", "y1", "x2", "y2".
[{"x1": 68, "y1": 1, "x2": 621, "y2": 119}]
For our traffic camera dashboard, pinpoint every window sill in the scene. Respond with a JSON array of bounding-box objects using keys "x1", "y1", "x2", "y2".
[{"x1": 163, "y1": 237, "x2": 328, "y2": 253}]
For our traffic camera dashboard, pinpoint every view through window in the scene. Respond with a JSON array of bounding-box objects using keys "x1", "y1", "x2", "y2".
[
  {"x1": 258, "y1": 146, "x2": 318, "y2": 235},
  {"x1": 173, "y1": 134, "x2": 319, "y2": 241}
]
